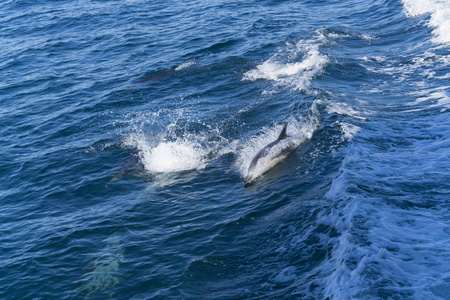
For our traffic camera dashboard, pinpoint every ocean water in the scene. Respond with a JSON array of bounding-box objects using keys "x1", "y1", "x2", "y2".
[{"x1": 1, "y1": 0, "x2": 449, "y2": 299}]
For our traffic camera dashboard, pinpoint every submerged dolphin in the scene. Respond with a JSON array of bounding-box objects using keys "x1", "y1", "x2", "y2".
[
  {"x1": 243, "y1": 122, "x2": 296, "y2": 185},
  {"x1": 139, "y1": 68, "x2": 177, "y2": 83},
  {"x1": 138, "y1": 59, "x2": 196, "y2": 83},
  {"x1": 106, "y1": 151, "x2": 143, "y2": 188}
]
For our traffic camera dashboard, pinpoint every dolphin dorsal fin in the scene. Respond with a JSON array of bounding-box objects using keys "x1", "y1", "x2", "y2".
[{"x1": 277, "y1": 122, "x2": 289, "y2": 140}]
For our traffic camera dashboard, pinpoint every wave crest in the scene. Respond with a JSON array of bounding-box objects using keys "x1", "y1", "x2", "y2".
[
  {"x1": 402, "y1": 0, "x2": 450, "y2": 44},
  {"x1": 242, "y1": 39, "x2": 328, "y2": 91}
]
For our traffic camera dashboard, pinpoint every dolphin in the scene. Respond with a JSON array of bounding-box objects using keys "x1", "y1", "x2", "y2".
[
  {"x1": 138, "y1": 59, "x2": 196, "y2": 83},
  {"x1": 106, "y1": 151, "x2": 143, "y2": 188},
  {"x1": 243, "y1": 122, "x2": 296, "y2": 185},
  {"x1": 138, "y1": 68, "x2": 177, "y2": 83}
]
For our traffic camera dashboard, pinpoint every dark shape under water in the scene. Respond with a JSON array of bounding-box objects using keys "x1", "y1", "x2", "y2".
[
  {"x1": 106, "y1": 152, "x2": 142, "y2": 187},
  {"x1": 138, "y1": 68, "x2": 177, "y2": 83},
  {"x1": 138, "y1": 59, "x2": 196, "y2": 83},
  {"x1": 80, "y1": 230, "x2": 126, "y2": 298}
]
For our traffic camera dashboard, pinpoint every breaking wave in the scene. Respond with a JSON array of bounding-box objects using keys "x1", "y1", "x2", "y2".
[
  {"x1": 402, "y1": 0, "x2": 450, "y2": 44},
  {"x1": 242, "y1": 36, "x2": 328, "y2": 91}
]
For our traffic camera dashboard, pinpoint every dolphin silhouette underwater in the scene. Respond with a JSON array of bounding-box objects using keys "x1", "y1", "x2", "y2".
[
  {"x1": 106, "y1": 151, "x2": 143, "y2": 188},
  {"x1": 243, "y1": 122, "x2": 297, "y2": 185},
  {"x1": 138, "y1": 59, "x2": 196, "y2": 83}
]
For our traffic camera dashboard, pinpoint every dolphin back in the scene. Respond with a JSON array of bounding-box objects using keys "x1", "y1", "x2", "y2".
[
  {"x1": 243, "y1": 122, "x2": 291, "y2": 184},
  {"x1": 277, "y1": 122, "x2": 289, "y2": 141}
]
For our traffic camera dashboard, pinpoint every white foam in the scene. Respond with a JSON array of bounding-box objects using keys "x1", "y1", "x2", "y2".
[
  {"x1": 140, "y1": 140, "x2": 206, "y2": 173},
  {"x1": 175, "y1": 59, "x2": 196, "y2": 71},
  {"x1": 305, "y1": 111, "x2": 450, "y2": 299},
  {"x1": 242, "y1": 39, "x2": 328, "y2": 91},
  {"x1": 407, "y1": 87, "x2": 450, "y2": 112},
  {"x1": 338, "y1": 122, "x2": 361, "y2": 140},
  {"x1": 402, "y1": 0, "x2": 450, "y2": 44},
  {"x1": 360, "y1": 56, "x2": 387, "y2": 63},
  {"x1": 436, "y1": 73, "x2": 450, "y2": 79},
  {"x1": 360, "y1": 51, "x2": 450, "y2": 87},
  {"x1": 124, "y1": 117, "x2": 210, "y2": 174},
  {"x1": 320, "y1": 99, "x2": 368, "y2": 121}
]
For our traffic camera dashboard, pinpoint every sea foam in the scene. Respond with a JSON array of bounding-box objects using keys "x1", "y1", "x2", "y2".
[
  {"x1": 175, "y1": 59, "x2": 196, "y2": 71},
  {"x1": 408, "y1": 88, "x2": 450, "y2": 112},
  {"x1": 312, "y1": 111, "x2": 450, "y2": 299},
  {"x1": 124, "y1": 115, "x2": 210, "y2": 174},
  {"x1": 139, "y1": 139, "x2": 207, "y2": 173},
  {"x1": 242, "y1": 38, "x2": 328, "y2": 91},
  {"x1": 402, "y1": 0, "x2": 450, "y2": 44}
]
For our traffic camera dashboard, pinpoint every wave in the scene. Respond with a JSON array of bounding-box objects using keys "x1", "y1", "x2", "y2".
[
  {"x1": 242, "y1": 36, "x2": 328, "y2": 91},
  {"x1": 407, "y1": 87, "x2": 450, "y2": 112},
  {"x1": 402, "y1": 0, "x2": 450, "y2": 44},
  {"x1": 359, "y1": 47, "x2": 450, "y2": 108},
  {"x1": 302, "y1": 96, "x2": 450, "y2": 298},
  {"x1": 319, "y1": 98, "x2": 369, "y2": 121}
]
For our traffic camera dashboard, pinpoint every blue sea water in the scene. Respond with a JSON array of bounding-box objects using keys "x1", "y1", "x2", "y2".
[{"x1": 1, "y1": 0, "x2": 450, "y2": 299}]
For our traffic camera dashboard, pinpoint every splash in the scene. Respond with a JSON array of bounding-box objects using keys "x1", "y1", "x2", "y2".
[
  {"x1": 140, "y1": 139, "x2": 207, "y2": 173},
  {"x1": 125, "y1": 129, "x2": 208, "y2": 174},
  {"x1": 123, "y1": 110, "x2": 224, "y2": 175}
]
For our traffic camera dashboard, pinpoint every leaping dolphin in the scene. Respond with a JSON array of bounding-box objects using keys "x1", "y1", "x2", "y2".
[{"x1": 243, "y1": 122, "x2": 296, "y2": 185}]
